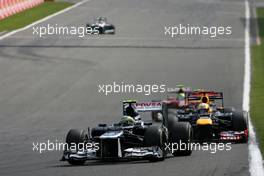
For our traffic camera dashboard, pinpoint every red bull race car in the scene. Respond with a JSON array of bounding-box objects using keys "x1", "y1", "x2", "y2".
[{"x1": 174, "y1": 90, "x2": 248, "y2": 143}]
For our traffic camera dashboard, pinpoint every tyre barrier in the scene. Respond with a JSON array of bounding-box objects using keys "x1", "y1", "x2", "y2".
[{"x1": 0, "y1": 0, "x2": 44, "y2": 20}]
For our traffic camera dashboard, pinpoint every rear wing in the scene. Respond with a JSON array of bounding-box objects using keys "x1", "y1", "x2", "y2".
[
  {"x1": 122, "y1": 100, "x2": 162, "y2": 116},
  {"x1": 135, "y1": 102, "x2": 162, "y2": 112},
  {"x1": 186, "y1": 91, "x2": 224, "y2": 106},
  {"x1": 167, "y1": 87, "x2": 192, "y2": 93}
]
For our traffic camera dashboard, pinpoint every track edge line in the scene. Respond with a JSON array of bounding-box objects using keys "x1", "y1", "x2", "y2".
[{"x1": 244, "y1": 1, "x2": 264, "y2": 176}]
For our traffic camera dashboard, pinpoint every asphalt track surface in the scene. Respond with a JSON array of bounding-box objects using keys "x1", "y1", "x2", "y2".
[{"x1": 0, "y1": 0, "x2": 250, "y2": 175}]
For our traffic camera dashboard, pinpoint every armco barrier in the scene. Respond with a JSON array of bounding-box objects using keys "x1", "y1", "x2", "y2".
[{"x1": 0, "y1": 0, "x2": 44, "y2": 20}]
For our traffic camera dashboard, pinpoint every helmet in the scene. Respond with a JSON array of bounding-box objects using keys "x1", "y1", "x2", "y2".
[
  {"x1": 177, "y1": 92, "x2": 185, "y2": 100},
  {"x1": 120, "y1": 116, "x2": 135, "y2": 126},
  {"x1": 198, "y1": 103, "x2": 210, "y2": 113},
  {"x1": 125, "y1": 105, "x2": 138, "y2": 117},
  {"x1": 177, "y1": 88, "x2": 185, "y2": 100},
  {"x1": 201, "y1": 96, "x2": 209, "y2": 104}
]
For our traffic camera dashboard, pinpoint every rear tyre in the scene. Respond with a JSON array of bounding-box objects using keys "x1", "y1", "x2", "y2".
[
  {"x1": 232, "y1": 112, "x2": 248, "y2": 143},
  {"x1": 65, "y1": 129, "x2": 86, "y2": 165},
  {"x1": 169, "y1": 122, "x2": 192, "y2": 156},
  {"x1": 167, "y1": 109, "x2": 178, "y2": 130},
  {"x1": 232, "y1": 112, "x2": 247, "y2": 131},
  {"x1": 144, "y1": 126, "x2": 165, "y2": 162},
  {"x1": 110, "y1": 25, "x2": 115, "y2": 34}
]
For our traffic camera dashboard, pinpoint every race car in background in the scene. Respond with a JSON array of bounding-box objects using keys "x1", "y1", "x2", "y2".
[
  {"x1": 151, "y1": 85, "x2": 192, "y2": 121},
  {"x1": 86, "y1": 17, "x2": 115, "y2": 34},
  {"x1": 61, "y1": 100, "x2": 192, "y2": 165},
  {"x1": 165, "y1": 85, "x2": 193, "y2": 108},
  {"x1": 174, "y1": 90, "x2": 248, "y2": 143}
]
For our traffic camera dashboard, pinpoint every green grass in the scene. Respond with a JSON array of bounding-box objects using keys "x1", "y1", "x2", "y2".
[
  {"x1": 251, "y1": 8, "x2": 264, "y2": 156},
  {"x1": 0, "y1": 2, "x2": 72, "y2": 32}
]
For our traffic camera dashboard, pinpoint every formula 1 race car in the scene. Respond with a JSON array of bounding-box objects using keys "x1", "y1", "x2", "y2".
[
  {"x1": 86, "y1": 17, "x2": 115, "y2": 34},
  {"x1": 174, "y1": 90, "x2": 248, "y2": 143},
  {"x1": 151, "y1": 85, "x2": 192, "y2": 121},
  {"x1": 61, "y1": 100, "x2": 192, "y2": 165},
  {"x1": 165, "y1": 85, "x2": 192, "y2": 108}
]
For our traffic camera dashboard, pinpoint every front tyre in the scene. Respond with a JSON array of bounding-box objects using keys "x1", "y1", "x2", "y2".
[
  {"x1": 65, "y1": 129, "x2": 86, "y2": 165},
  {"x1": 232, "y1": 112, "x2": 247, "y2": 131},
  {"x1": 67, "y1": 159, "x2": 86, "y2": 165},
  {"x1": 144, "y1": 126, "x2": 165, "y2": 162}
]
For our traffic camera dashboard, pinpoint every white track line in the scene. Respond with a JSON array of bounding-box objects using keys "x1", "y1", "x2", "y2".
[
  {"x1": 244, "y1": 1, "x2": 264, "y2": 176},
  {"x1": 0, "y1": 0, "x2": 90, "y2": 41}
]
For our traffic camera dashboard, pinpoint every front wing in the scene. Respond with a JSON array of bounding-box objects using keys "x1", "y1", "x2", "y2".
[{"x1": 61, "y1": 146, "x2": 163, "y2": 162}]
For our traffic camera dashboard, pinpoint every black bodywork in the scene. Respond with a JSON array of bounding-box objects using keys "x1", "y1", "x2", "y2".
[
  {"x1": 86, "y1": 17, "x2": 115, "y2": 34},
  {"x1": 61, "y1": 101, "x2": 192, "y2": 165},
  {"x1": 171, "y1": 91, "x2": 248, "y2": 143}
]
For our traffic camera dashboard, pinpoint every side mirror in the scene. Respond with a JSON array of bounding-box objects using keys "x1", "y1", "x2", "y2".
[{"x1": 152, "y1": 112, "x2": 163, "y2": 122}]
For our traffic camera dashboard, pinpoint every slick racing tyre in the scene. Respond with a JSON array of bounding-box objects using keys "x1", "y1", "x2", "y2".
[
  {"x1": 66, "y1": 129, "x2": 86, "y2": 165},
  {"x1": 169, "y1": 122, "x2": 192, "y2": 156},
  {"x1": 109, "y1": 25, "x2": 115, "y2": 34},
  {"x1": 144, "y1": 126, "x2": 165, "y2": 162},
  {"x1": 231, "y1": 111, "x2": 248, "y2": 143},
  {"x1": 167, "y1": 109, "x2": 179, "y2": 130},
  {"x1": 232, "y1": 112, "x2": 247, "y2": 131}
]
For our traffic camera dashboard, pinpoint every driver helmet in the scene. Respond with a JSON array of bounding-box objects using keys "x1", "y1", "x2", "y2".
[
  {"x1": 197, "y1": 103, "x2": 210, "y2": 114},
  {"x1": 177, "y1": 88, "x2": 185, "y2": 100},
  {"x1": 201, "y1": 96, "x2": 209, "y2": 104},
  {"x1": 125, "y1": 105, "x2": 138, "y2": 118},
  {"x1": 120, "y1": 116, "x2": 135, "y2": 126},
  {"x1": 98, "y1": 17, "x2": 104, "y2": 22}
]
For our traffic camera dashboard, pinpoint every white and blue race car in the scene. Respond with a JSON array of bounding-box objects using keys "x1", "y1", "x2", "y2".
[
  {"x1": 86, "y1": 17, "x2": 115, "y2": 34},
  {"x1": 61, "y1": 100, "x2": 192, "y2": 165}
]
